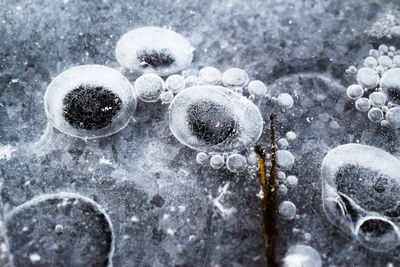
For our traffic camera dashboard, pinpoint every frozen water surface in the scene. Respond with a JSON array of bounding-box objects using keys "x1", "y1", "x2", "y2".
[{"x1": 1, "y1": 0, "x2": 400, "y2": 266}]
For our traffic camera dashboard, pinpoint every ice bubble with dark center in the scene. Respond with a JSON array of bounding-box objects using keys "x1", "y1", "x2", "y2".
[
  {"x1": 380, "y1": 68, "x2": 400, "y2": 104},
  {"x1": 44, "y1": 65, "x2": 136, "y2": 138},
  {"x1": 169, "y1": 86, "x2": 263, "y2": 152},
  {"x1": 321, "y1": 144, "x2": 400, "y2": 251},
  {"x1": 115, "y1": 27, "x2": 193, "y2": 75},
  {"x1": 5, "y1": 192, "x2": 114, "y2": 266}
]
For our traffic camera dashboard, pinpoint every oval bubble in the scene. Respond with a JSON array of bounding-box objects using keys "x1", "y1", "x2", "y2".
[
  {"x1": 169, "y1": 86, "x2": 263, "y2": 152},
  {"x1": 115, "y1": 27, "x2": 193, "y2": 75},
  {"x1": 355, "y1": 216, "x2": 400, "y2": 251},
  {"x1": 44, "y1": 65, "x2": 136, "y2": 138},
  {"x1": 380, "y1": 68, "x2": 400, "y2": 104},
  {"x1": 5, "y1": 192, "x2": 114, "y2": 267}
]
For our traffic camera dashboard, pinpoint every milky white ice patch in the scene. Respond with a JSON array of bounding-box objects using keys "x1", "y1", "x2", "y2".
[
  {"x1": 0, "y1": 145, "x2": 16, "y2": 161},
  {"x1": 115, "y1": 27, "x2": 193, "y2": 75},
  {"x1": 44, "y1": 65, "x2": 136, "y2": 139}
]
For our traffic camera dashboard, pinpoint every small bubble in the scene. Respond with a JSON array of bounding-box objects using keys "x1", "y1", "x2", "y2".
[
  {"x1": 196, "y1": 152, "x2": 209, "y2": 164},
  {"x1": 279, "y1": 201, "x2": 296, "y2": 220},
  {"x1": 278, "y1": 138, "x2": 289, "y2": 149},
  {"x1": 226, "y1": 154, "x2": 247, "y2": 173},
  {"x1": 346, "y1": 84, "x2": 364, "y2": 100},
  {"x1": 379, "y1": 44, "x2": 389, "y2": 54},
  {"x1": 210, "y1": 155, "x2": 225, "y2": 169},
  {"x1": 369, "y1": 49, "x2": 379, "y2": 58},
  {"x1": 278, "y1": 184, "x2": 288, "y2": 196},
  {"x1": 166, "y1": 74, "x2": 186, "y2": 94},
  {"x1": 160, "y1": 91, "x2": 174, "y2": 104},
  {"x1": 247, "y1": 152, "x2": 259, "y2": 166},
  {"x1": 369, "y1": 92, "x2": 387, "y2": 107},
  {"x1": 277, "y1": 93, "x2": 294, "y2": 109},
  {"x1": 55, "y1": 224, "x2": 63, "y2": 235},
  {"x1": 247, "y1": 80, "x2": 268, "y2": 97},
  {"x1": 355, "y1": 98, "x2": 371, "y2": 112},
  {"x1": 277, "y1": 171, "x2": 286, "y2": 180},
  {"x1": 392, "y1": 26, "x2": 400, "y2": 37},
  {"x1": 364, "y1": 56, "x2": 378, "y2": 68},
  {"x1": 357, "y1": 67, "x2": 379, "y2": 89},
  {"x1": 285, "y1": 131, "x2": 297, "y2": 141},
  {"x1": 283, "y1": 245, "x2": 321, "y2": 267},
  {"x1": 386, "y1": 107, "x2": 400, "y2": 128},
  {"x1": 185, "y1": 75, "x2": 199, "y2": 87},
  {"x1": 329, "y1": 120, "x2": 340, "y2": 130},
  {"x1": 221, "y1": 68, "x2": 249, "y2": 87},
  {"x1": 286, "y1": 175, "x2": 298, "y2": 188},
  {"x1": 378, "y1": 55, "x2": 392, "y2": 68},
  {"x1": 135, "y1": 74, "x2": 165, "y2": 102},
  {"x1": 276, "y1": 150, "x2": 295, "y2": 170},
  {"x1": 29, "y1": 253, "x2": 41, "y2": 263},
  {"x1": 198, "y1": 67, "x2": 221, "y2": 85}
]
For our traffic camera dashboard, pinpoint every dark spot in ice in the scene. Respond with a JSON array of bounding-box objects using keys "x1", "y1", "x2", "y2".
[
  {"x1": 373, "y1": 177, "x2": 387, "y2": 193},
  {"x1": 6, "y1": 195, "x2": 113, "y2": 267},
  {"x1": 359, "y1": 218, "x2": 394, "y2": 238},
  {"x1": 137, "y1": 48, "x2": 175, "y2": 69},
  {"x1": 152, "y1": 228, "x2": 166, "y2": 242},
  {"x1": 187, "y1": 100, "x2": 236, "y2": 145},
  {"x1": 339, "y1": 193, "x2": 359, "y2": 222},
  {"x1": 387, "y1": 87, "x2": 400, "y2": 104},
  {"x1": 150, "y1": 195, "x2": 165, "y2": 207},
  {"x1": 63, "y1": 85, "x2": 122, "y2": 130}
]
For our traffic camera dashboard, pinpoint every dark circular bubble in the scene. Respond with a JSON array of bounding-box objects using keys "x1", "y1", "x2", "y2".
[
  {"x1": 356, "y1": 217, "x2": 399, "y2": 251},
  {"x1": 63, "y1": 85, "x2": 122, "y2": 130},
  {"x1": 187, "y1": 100, "x2": 236, "y2": 145},
  {"x1": 5, "y1": 193, "x2": 114, "y2": 267},
  {"x1": 137, "y1": 48, "x2": 175, "y2": 69}
]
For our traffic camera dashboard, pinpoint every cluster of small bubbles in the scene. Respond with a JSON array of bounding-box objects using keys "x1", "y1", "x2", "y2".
[
  {"x1": 210, "y1": 154, "x2": 225, "y2": 169},
  {"x1": 346, "y1": 44, "x2": 400, "y2": 127},
  {"x1": 278, "y1": 200, "x2": 296, "y2": 220},
  {"x1": 196, "y1": 152, "x2": 209, "y2": 164}
]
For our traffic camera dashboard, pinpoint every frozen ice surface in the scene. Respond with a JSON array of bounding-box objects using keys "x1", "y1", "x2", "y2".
[{"x1": 1, "y1": 0, "x2": 400, "y2": 266}]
